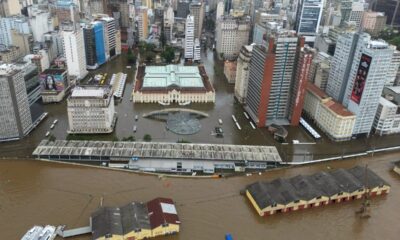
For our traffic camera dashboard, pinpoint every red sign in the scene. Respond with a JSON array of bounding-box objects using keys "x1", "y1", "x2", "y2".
[{"x1": 351, "y1": 54, "x2": 372, "y2": 105}]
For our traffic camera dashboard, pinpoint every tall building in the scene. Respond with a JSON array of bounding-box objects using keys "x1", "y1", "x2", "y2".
[
  {"x1": 164, "y1": 5, "x2": 174, "y2": 43},
  {"x1": 0, "y1": 0, "x2": 22, "y2": 17},
  {"x1": 62, "y1": 26, "x2": 88, "y2": 80},
  {"x1": 190, "y1": 1, "x2": 205, "y2": 38},
  {"x1": 347, "y1": 0, "x2": 366, "y2": 28},
  {"x1": 288, "y1": 45, "x2": 315, "y2": 126},
  {"x1": 83, "y1": 21, "x2": 106, "y2": 70},
  {"x1": 28, "y1": 9, "x2": 54, "y2": 42},
  {"x1": 137, "y1": 6, "x2": 148, "y2": 41},
  {"x1": 372, "y1": 0, "x2": 400, "y2": 27},
  {"x1": 295, "y1": 0, "x2": 324, "y2": 42},
  {"x1": 193, "y1": 38, "x2": 201, "y2": 61},
  {"x1": 215, "y1": 16, "x2": 250, "y2": 60},
  {"x1": 245, "y1": 31, "x2": 301, "y2": 127},
  {"x1": 326, "y1": 32, "x2": 370, "y2": 103},
  {"x1": 0, "y1": 65, "x2": 33, "y2": 141},
  {"x1": 93, "y1": 15, "x2": 117, "y2": 59},
  {"x1": 177, "y1": 0, "x2": 190, "y2": 18},
  {"x1": 234, "y1": 44, "x2": 253, "y2": 103},
  {"x1": 67, "y1": 85, "x2": 116, "y2": 134},
  {"x1": 55, "y1": 0, "x2": 80, "y2": 25},
  {"x1": 343, "y1": 39, "x2": 394, "y2": 136},
  {"x1": 374, "y1": 86, "x2": 400, "y2": 135},
  {"x1": 216, "y1": 0, "x2": 225, "y2": 20},
  {"x1": 184, "y1": 15, "x2": 195, "y2": 60}
]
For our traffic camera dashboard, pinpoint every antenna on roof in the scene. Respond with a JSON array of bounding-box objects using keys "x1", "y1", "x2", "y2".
[{"x1": 355, "y1": 165, "x2": 371, "y2": 218}]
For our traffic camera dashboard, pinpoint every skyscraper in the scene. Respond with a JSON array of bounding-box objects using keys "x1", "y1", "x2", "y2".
[
  {"x1": 190, "y1": 1, "x2": 205, "y2": 38},
  {"x1": 184, "y1": 15, "x2": 195, "y2": 60},
  {"x1": 83, "y1": 21, "x2": 106, "y2": 69},
  {"x1": 62, "y1": 25, "x2": 88, "y2": 80},
  {"x1": 245, "y1": 31, "x2": 302, "y2": 127},
  {"x1": 164, "y1": 5, "x2": 174, "y2": 43},
  {"x1": 343, "y1": 40, "x2": 394, "y2": 136},
  {"x1": 0, "y1": 65, "x2": 33, "y2": 141},
  {"x1": 137, "y1": 6, "x2": 148, "y2": 41},
  {"x1": 295, "y1": 0, "x2": 324, "y2": 42}
]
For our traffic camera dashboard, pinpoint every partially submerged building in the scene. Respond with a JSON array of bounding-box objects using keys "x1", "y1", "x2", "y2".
[
  {"x1": 246, "y1": 166, "x2": 390, "y2": 217},
  {"x1": 132, "y1": 65, "x2": 215, "y2": 104},
  {"x1": 91, "y1": 197, "x2": 180, "y2": 240}
]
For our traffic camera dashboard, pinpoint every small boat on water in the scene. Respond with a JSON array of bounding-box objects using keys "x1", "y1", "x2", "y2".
[
  {"x1": 158, "y1": 101, "x2": 170, "y2": 106},
  {"x1": 225, "y1": 233, "x2": 233, "y2": 240},
  {"x1": 21, "y1": 226, "x2": 43, "y2": 240},
  {"x1": 53, "y1": 119, "x2": 58, "y2": 124},
  {"x1": 45, "y1": 131, "x2": 50, "y2": 137},
  {"x1": 50, "y1": 124, "x2": 55, "y2": 129},
  {"x1": 135, "y1": 115, "x2": 138, "y2": 121},
  {"x1": 133, "y1": 125, "x2": 137, "y2": 132},
  {"x1": 218, "y1": 119, "x2": 223, "y2": 125}
]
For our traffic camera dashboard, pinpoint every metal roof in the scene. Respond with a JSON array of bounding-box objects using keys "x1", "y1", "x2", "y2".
[
  {"x1": 33, "y1": 140, "x2": 282, "y2": 162},
  {"x1": 142, "y1": 65, "x2": 204, "y2": 88}
]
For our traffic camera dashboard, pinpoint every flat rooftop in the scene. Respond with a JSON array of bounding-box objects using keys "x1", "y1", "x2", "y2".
[
  {"x1": 32, "y1": 140, "x2": 282, "y2": 162},
  {"x1": 142, "y1": 65, "x2": 204, "y2": 88},
  {"x1": 70, "y1": 86, "x2": 111, "y2": 98}
]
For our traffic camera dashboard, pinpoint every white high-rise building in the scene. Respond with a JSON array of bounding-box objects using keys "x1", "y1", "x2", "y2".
[
  {"x1": 234, "y1": 44, "x2": 253, "y2": 103},
  {"x1": 184, "y1": 15, "x2": 195, "y2": 59},
  {"x1": 216, "y1": 0, "x2": 224, "y2": 20},
  {"x1": 348, "y1": 0, "x2": 366, "y2": 27},
  {"x1": 164, "y1": 5, "x2": 175, "y2": 43},
  {"x1": 193, "y1": 38, "x2": 201, "y2": 61},
  {"x1": 0, "y1": 65, "x2": 33, "y2": 141},
  {"x1": 385, "y1": 48, "x2": 400, "y2": 87},
  {"x1": 216, "y1": 16, "x2": 250, "y2": 60},
  {"x1": 62, "y1": 26, "x2": 88, "y2": 80},
  {"x1": 295, "y1": 0, "x2": 324, "y2": 42},
  {"x1": 343, "y1": 39, "x2": 394, "y2": 136}
]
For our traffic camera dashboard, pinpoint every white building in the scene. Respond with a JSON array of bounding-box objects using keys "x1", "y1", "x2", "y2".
[
  {"x1": 373, "y1": 86, "x2": 400, "y2": 135},
  {"x1": 184, "y1": 15, "x2": 195, "y2": 60},
  {"x1": 189, "y1": 1, "x2": 205, "y2": 38},
  {"x1": 93, "y1": 15, "x2": 117, "y2": 60},
  {"x1": 234, "y1": 44, "x2": 253, "y2": 103},
  {"x1": 193, "y1": 38, "x2": 201, "y2": 61},
  {"x1": 215, "y1": 16, "x2": 250, "y2": 60},
  {"x1": 295, "y1": 0, "x2": 324, "y2": 42},
  {"x1": 29, "y1": 9, "x2": 54, "y2": 42},
  {"x1": 132, "y1": 65, "x2": 215, "y2": 104},
  {"x1": 0, "y1": 65, "x2": 33, "y2": 141},
  {"x1": 136, "y1": 6, "x2": 148, "y2": 41},
  {"x1": 62, "y1": 26, "x2": 88, "y2": 80},
  {"x1": 343, "y1": 40, "x2": 394, "y2": 136},
  {"x1": 216, "y1": 0, "x2": 224, "y2": 20},
  {"x1": 67, "y1": 85, "x2": 116, "y2": 134},
  {"x1": 348, "y1": 0, "x2": 366, "y2": 28},
  {"x1": 385, "y1": 48, "x2": 400, "y2": 87},
  {"x1": 303, "y1": 83, "x2": 356, "y2": 141},
  {"x1": 164, "y1": 5, "x2": 174, "y2": 42}
]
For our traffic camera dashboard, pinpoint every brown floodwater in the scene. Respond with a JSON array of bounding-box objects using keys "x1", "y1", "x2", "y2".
[{"x1": 1, "y1": 152, "x2": 399, "y2": 240}]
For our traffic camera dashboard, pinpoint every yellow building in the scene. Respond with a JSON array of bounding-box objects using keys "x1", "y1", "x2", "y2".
[{"x1": 246, "y1": 166, "x2": 390, "y2": 217}]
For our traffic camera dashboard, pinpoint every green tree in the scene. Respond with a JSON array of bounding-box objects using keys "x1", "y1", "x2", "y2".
[
  {"x1": 205, "y1": 18, "x2": 215, "y2": 31},
  {"x1": 143, "y1": 134, "x2": 152, "y2": 142},
  {"x1": 161, "y1": 46, "x2": 175, "y2": 63},
  {"x1": 48, "y1": 134, "x2": 56, "y2": 142},
  {"x1": 122, "y1": 136, "x2": 136, "y2": 142},
  {"x1": 112, "y1": 136, "x2": 119, "y2": 142},
  {"x1": 160, "y1": 32, "x2": 166, "y2": 48},
  {"x1": 144, "y1": 51, "x2": 156, "y2": 63}
]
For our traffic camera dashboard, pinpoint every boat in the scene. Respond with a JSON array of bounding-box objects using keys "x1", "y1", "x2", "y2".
[
  {"x1": 135, "y1": 115, "x2": 138, "y2": 121},
  {"x1": 133, "y1": 125, "x2": 137, "y2": 132},
  {"x1": 243, "y1": 111, "x2": 250, "y2": 120},
  {"x1": 225, "y1": 233, "x2": 233, "y2": 240},
  {"x1": 45, "y1": 131, "x2": 50, "y2": 137},
  {"x1": 21, "y1": 226, "x2": 43, "y2": 240},
  {"x1": 50, "y1": 124, "x2": 55, "y2": 129},
  {"x1": 38, "y1": 225, "x2": 56, "y2": 240},
  {"x1": 218, "y1": 119, "x2": 223, "y2": 125},
  {"x1": 53, "y1": 119, "x2": 58, "y2": 124},
  {"x1": 178, "y1": 101, "x2": 191, "y2": 106}
]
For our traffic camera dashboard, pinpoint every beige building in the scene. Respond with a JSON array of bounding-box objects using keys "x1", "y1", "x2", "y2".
[
  {"x1": 362, "y1": 11, "x2": 387, "y2": 37},
  {"x1": 132, "y1": 65, "x2": 215, "y2": 104},
  {"x1": 223, "y1": 60, "x2": 237, "y2": 84},
  {"x1": 137, "y1": 6, "x2": 148, "y2": 41},
  {"x1": 0, "y1": 46, "x2": 23, "y2": 63},
  {"x1": 303, "y1": 83, "x2": 355, "y2": 141},
  {"x1": 234, "y1": 44, "x2": 253, "y2": 103}
]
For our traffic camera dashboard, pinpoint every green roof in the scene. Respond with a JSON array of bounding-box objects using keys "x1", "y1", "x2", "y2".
[{"x1": 142, "y1": 65, "x2": 204, "y2": 88}]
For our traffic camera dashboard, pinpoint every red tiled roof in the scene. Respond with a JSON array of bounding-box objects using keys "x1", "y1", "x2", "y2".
[
  {"x1": 324, "y1": 100, "x2": 354, "y2": 117},
  {"x1": 306, "y1": 82, "x2": 329, "y2": 99},
  {"x1": 147, "y1": 197, "x2": 180, "y2": 229}
]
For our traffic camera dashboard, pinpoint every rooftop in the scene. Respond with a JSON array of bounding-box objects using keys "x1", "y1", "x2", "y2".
[
  {"x1": 32, "y1": 140, "x2": 282, "y2": 163},
  {"x1": 307, "y1": 82, "x2": 329, "y2": 99},
  {"x1": 324, "y1": 100, "x2": 355, "y2": 117},
  {"x1": 142, "y1": 65, "x2": 204, "y2": 88},
  {"x1": 70, "y1": 86, "x2": 111, "y2": 98}
]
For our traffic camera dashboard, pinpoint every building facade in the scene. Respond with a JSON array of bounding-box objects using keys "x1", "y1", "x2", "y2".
[
  {"x1": 234, "y1": 44, "x2": 253, "y2": 104},
  {"x1": 67, "y1": 85, "x2": 116, "y2": 134},
  {"x1": 184, "y1": 15, "x2": 194, "y2": 59},
  {"x1": 83, "y1": 21, "x2": 106, "y2": 70},
  {"x1": 362, "y1": 11, "x2": 387, "y2": 37},
  {"x1": 223, "y1": 60, "x2": 237, "y2": 84},
  {"x1": 62, "y1": 26, "x2": 88, "y2": 80},
  {"x1": 132, "y1": 65, "x2": 215, "y2": 104},
  {"x1": 295, "y1": 0, "x2": 324, "y2": 42},
  {"x1": 40, "y1": 68, "x2": 69, "y2": 103},
  {"x1": 189, "y1": 1, "x2": 204, "y2": 38}
]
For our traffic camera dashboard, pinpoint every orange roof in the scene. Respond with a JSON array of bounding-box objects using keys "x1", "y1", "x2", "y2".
[
  {"x1": 324, "y1": 100, "x2": 354, "y2": 117},
  {"x1": 306, "y1": 82, "x2": 329, "y2": 99}
]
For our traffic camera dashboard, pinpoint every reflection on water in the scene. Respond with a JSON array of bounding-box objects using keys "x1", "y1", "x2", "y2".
[{"x1": 0, "y1": 152, "x2": 399, "y2": 240}]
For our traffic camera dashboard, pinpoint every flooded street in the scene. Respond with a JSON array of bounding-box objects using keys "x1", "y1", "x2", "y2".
[{"x1": 1, "y1": 152, "x2": 400, "y2": 240}]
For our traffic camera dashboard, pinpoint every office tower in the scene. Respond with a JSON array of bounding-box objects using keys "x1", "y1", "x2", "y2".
[
  {"x1": 56, "y1": 0, "x2": 80, "y2": 25},
  {"x1": 190, "y1": 1, "x2": 205, "y2": 38},
  {"x1": 28, "y1": 9, "x2": 54, "y2": 42},
  {"x1": 308, "y1": 52, "x2": 331, "y2": 91},
  {"x1": 374, "y1": 86, "x2": 400, "y2": 135},
  {"x1": 372, "y1": 0, "x2": 400, "y2": 27},
  {"x1": 343, "y1": 39, "x2": 394, "y2": 136},
  {"x1": 295, "y1": 0, "x2": 324, "y2": 42},
  {"x1": 43, "y1": 31, "x2": 64, "y2": 62},
  {"x1": 326, "y1": 32, "x2": 370, "y2": 102},
  {"x1": 83, "y1": 21, "x2": 106, "y2": 70},
  {"x1": 68, "y1": 85, "x2": 116, "y2": 134},
  {"x1": 0, "y1": 0, "x2": 22, "y2": 17},
  {"x1": 288, "y1": 45, "x2": 315, "y2": 126},
  {"x1": 177, "y1": 0, "x2": 190, "y2": 18},
  {"x1": 234, "y1": 44, "x2": 253, "y2": 103},
  {"x1": 215, "y1": 16, "x2": 250, "y2": 60},
  {"x1": 0, "y1": 16, "x2": 30, "y2": 48},
  {"x1": 89, "y1": 0, "x2": 106, "y2": 15},
  {"x1": 216, "y1": 0, "x2": 224, "y2": 20},
  {"x1": 164, "y1": 5, "x2": 174, "y2": 43},
  {"x1": 184, "y1": 15, "x2": 194, "y2": 60},
  {"x1": 95, "y1": 16, "x2": 117, "y2": 59},
  {"x1": 347, "y1": 0, "x2": 366, "y2": 27},
  {"x1": 245, "y1": 31, "x2": 301, "y2": 127},
  {"x1": 137, "y1": 6, "x2": 148, "y2": 41},
  {"x1": 62, "y1": 26, "x2": 88, "y2": 80},
  {"x1": 386, "y1": 49, "x2": 400, "y2": 87},
  {"x1": 193, "y1": 38, "x2": 201, "y2": 61},
  {"x1": 0, "y1": 65, "x2": 33, "y2": 141}
]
